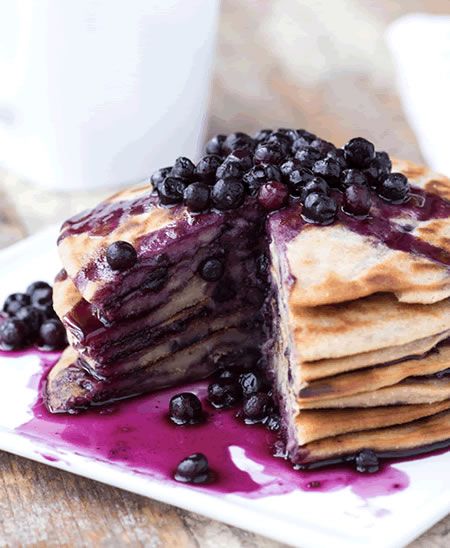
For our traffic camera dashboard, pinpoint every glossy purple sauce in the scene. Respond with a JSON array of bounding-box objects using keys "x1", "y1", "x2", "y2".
[{"x1": 13, "y1": 352, "x2": 412, "y2": 500}]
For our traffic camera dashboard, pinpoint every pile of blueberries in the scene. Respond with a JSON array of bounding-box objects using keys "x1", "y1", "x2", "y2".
[
  {"x1": 0, "y1": 282, "x2": 67, "y2": 351},
  {"x1": 151, "y1": 129, "x2": 410, "y2": 225},
  {"x1": 169, "y1": 349, "x2": 279, "y2": 483}
]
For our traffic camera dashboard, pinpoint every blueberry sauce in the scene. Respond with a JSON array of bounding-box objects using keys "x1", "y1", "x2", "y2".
[{"x1": 12, "y1": 353, "x2": 413, "y2": 500}]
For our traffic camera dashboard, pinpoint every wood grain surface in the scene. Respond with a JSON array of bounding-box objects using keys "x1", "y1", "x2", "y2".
[{"x1": 0, "y1": 1, "x2": 449, "y2": 546}]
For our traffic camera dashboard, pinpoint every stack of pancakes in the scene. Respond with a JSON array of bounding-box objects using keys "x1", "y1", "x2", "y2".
[
  {"x1": 46, "y1": 158, "x2": 450, "y2": 467},
  {"x1": 268, "y1": 159, "x2": 450, "y2": 465}
]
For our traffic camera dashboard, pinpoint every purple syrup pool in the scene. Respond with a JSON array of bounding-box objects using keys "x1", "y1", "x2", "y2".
[{"x1": 13, "y1": 351, "x2": 411, "y2": 500}]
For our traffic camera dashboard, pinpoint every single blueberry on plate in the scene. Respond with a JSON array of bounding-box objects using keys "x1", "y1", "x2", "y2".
[
  {"x1": 302, "y1": 192, "x2": 337, "y2": 225},
  {"x1": 207, "y1": 380, "x2": 241, "y2": 408},
  {"x1": 198, "y1": 258, "x2": 224, "y2": 282},
  {"x1": 355, "y1": 449, "x2": 380, "y2": 474},
  {"x1": 194, "y1": 155, "x2": 222, "y2": 184},
  {"x1": 39, "y1": 319, "x2": 67, "y2": 350},
  {"x1": 170, "y1": 157, "x2": 195, "y2": 181},
  {"x1": 205, "y1": 134, "x2": 226, "y2": 156},
  {"x1": 26, "y1": 281, "x2": 52, "y2": 297},
  {"x1": 174, "y1": 453, "x2": 210, "y2": 483},
  {"x1": 242, "y1": 392, "x2": 273, "y2": 423},
  {"x1": 169, "y1": 392, "x2": 204, "y2": 425},
  {"x1": 157, "y1": 176, "x2": 186, "y2": 205},
  {"x1": 211, "y1": 179, "x2": 245, "y2": 210},
  {"x1": 377, "y1": 172, "x2": 410, "y2": 203},
  {"x1": 343, "y1": 184, "x2": 372, "y2": 217},
  {"x1": 0, "y1": 318, "x2": 29, "y2": 349},
  {"x1": 257, "y1": 181, "x2": 288, "y2": 211},
  {"x1": 239, "y1": 371, "x2": 265, "y2": 397},
  {"x1": 374, "y1": 151, "x2": 392, "y2": 176},
  {"x1": 183, "y1": 182, "x2": 210, "y2": 212},
  {"x1": 106, "y1": 241, "x2": 137, "y2": 271},
  {"x1": 3, "y1": 293, "x2": 31, "y2": 316},
  {"x1": 343, "y1": 137, "x2": 375, "y2": 168},
  {"x1": 15, "y1": 306, "x2": 43, "y2": 338}
]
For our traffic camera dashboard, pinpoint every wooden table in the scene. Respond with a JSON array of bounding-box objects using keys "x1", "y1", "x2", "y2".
[{"x1": 1, "y1": 1, "x2": 449, "y2": 545}]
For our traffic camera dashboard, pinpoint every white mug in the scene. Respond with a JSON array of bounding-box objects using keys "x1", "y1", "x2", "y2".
[{"x1": 0, "y1": 0, "x2": 219, "y2": 190}]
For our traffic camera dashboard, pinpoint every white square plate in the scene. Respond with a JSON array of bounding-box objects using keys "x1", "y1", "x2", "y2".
[{"x1": 0, "y1": 226, "x2": 449, "y2": 548}]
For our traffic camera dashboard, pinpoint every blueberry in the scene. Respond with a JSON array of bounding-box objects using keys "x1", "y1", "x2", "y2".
[
  {"x1": 312, "y1": 157, "x2": 341, "y2": 187},
  {"x1": 15, "y1": 306, "x2": 43, "y2": 338},
  {"x1": 363, "y1": 163, "x2": 380, "y2": 187},
  {"x1": 294, "y1": 147, "x2": 322, "y2": 168},
  {"x1": 326, "y1": 148, "x2": 347, "y2": 169},
  {"x1": 199, "y1": 258, "x2": 224, "y2": 282},
  {"x1": 205, "y1": 134, "x2": 226, "y2": 156},
  {"x1": 280, "y1": 158, "x2": 301, "y2": 182},
  {"x1": 30, "y1": 287, "x2": 53, "y2": 312},
  {"x1": 288, "y1": 167, "x2": 315, "y2": 196},
  {"x1": 151, "y1": 166, "x2": 172, "y2": 188},
  {"x1": 253, "y1": 128, "x2": 273, "y2": 143},
  {"x1": 106, "y1": 241, "x2": 137, "y2": 271},
  {"x1": 157, "y1": 176, "x2": 186, "y2": 205},
  {"x1": 276, "y1": 128, "x2": 299, "y2": 143},
  {"x1": 266, "y1": 413, "x2": 281, "y2": 431},
  {"x1": 291, "y1": 136, "x2": 311, "y2": 154},
  {"x1": 170, "y1": 157, "x2": 195, "y2": 181},
  {"x1": 183, "y1": 182, "x2": 210, "y2": 212},
  {"x1": 341, "y1": 169, "x2": 368, "y2": 188},
  {"x1": 3, "y1": 293, "x2": 31, "y2": 316},
  {"x1": 377, "y1": 172, "x2": 409, "y2": 203},
  {"x1": 223, "y1": 132, "x2": 254, "y2": 154},
  {"x1": 296, "y1": 129, "x2": 316, "y2": 142},
  {"x1": 266, "y1": 131, "x2": 291, "y2": 155},
  {"x1": 207, "y1": 380, "x2": 241, "y2": 408},
  {"x1": 343, "y1": 184, "x2": 372, "y2": 217},
  {"x1": 243, "y1": 164, "x2": 281, "y2": 195},
  {"x1": 253, "y1": 142, "x2": 284, "y2": 165},
  {"x1": 216, "y1": 159, "x2": 244, "y2": 180},
  {"x1": 0, "y1": 318, "x2": 29, "y2": 349},
  {"x1": 239, "y1": 371, "x2": 265, "y2": 397},
  {"x1": 302, "y1": 192, "x2": 337, "y2": 225},
  {"x1": 310, "y1": 138, "x2": 335, "y2": 156},
  {"x1": 300, "y1": 177, "x2": 329, "y2": 202},
  {"x1": 40, "y1": 319, "x2": 67, "y2": 350},
  {"x1": 343, "y1": 137, "x2": 375, "y2": 168},
  {"x1": 169, "y1": 392, "x2": 204, "y2": 425},
  {"x1": 211, "y1": 179, "x2": 245, "y2": 210},
  {"x1": 225, "y1": 148, "x2": 253, "y2": 172},
  {"x1": 242, "y1": 392, "x2": 273, "y2": 423},
  {"x1": 355, "y1": 449, "x2": 379, "y2": 474},
  {"x1": 374, "y1": 151, "x2": 392, "y2": 176},
  {"x1": 26, "y1": 281, "x2": 52, "y2": 297},
  {"x1": 194, "y1": 155, "x2": 222, "y2": 184},
  {"x1": 174, "y1": 453, "x2": 210, "y2": 483},
  {"x1": 257, "y1": 181, "x2": 288, "y2": 211}
]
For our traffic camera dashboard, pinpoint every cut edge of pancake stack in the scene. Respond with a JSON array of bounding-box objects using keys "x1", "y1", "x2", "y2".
[{"x1": 267, "y1": 167, "x2": 450, "y2": 467}]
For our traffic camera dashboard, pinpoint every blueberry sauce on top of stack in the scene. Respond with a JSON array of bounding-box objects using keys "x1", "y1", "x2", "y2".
[{"x1": 152, "y1": 130, "x2": 408, "y2": 223}]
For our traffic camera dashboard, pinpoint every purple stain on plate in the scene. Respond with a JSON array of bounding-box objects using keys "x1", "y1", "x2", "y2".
[{"x1": 12, "y1": 350, "x2": 412, "y2": 500}]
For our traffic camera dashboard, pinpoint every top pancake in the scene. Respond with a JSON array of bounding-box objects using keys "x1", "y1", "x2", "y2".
[
  {"x1": 58, "y1": 159, "x2": 450, "y2": 309},
  {"x1": 270, "y1": 159, "x2": 450, "y2": 307}
]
